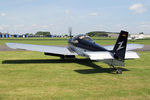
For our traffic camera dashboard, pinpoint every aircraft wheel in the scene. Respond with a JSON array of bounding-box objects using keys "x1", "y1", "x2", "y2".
[{"x1": 116, "y1": 69, "x2": 122, "y2": 74}]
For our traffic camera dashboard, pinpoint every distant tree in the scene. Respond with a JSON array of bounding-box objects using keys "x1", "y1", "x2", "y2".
[
  {"x1": 139, "y1": 32, "x2": 144, "y2": 34},
  {"x1": 86, "y1": 32, "x2": 95, "y2": 37},
  {"x1": 35, "y1": 31, "x2": 51, "y2": 36},
  {"x1": 25, "y1": 33, "x2": 34, "y2": 35},
  {"x1": 25, "y1": 33, "x2": 30, "y2": 35},
  {"x1": 86, "y1": 31, "x2": 108, "y2": 37},
  {"x1": 64, "y1": 34, "x2": 68, "y2": 37},
  {"x1": 128, "y1": 34, "x2": 131, "y2": 37}
]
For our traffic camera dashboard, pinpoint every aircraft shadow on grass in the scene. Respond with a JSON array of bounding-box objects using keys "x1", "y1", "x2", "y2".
[{"x1": 2, "y1": 59, "x2": 129, "y2": 74}]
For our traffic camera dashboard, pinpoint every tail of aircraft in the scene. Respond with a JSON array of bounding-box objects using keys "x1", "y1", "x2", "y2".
[{"x1": 113, "y1": 30, "x2": 128, "y2": 61}]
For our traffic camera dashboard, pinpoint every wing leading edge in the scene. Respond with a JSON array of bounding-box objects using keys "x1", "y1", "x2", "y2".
[{"x1": 6, "y1": 43, "x2": 76, "y2": 55}]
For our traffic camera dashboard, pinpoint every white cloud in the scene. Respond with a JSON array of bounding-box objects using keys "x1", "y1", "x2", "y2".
[
  {"x1": 64, "y1": 9, "x2": 74, "y2": 20},
  {"x1": 13, "y1": 24, "x2": 25, "y2": 32},
  {"x1": 0, "y1": 24, "x2": 10, "y2": 31},
  {"x1": 140, "y1": 22, "x2": 150, "y2": 29},
  {"x1": 0, "y1": 26, "x2": 4, "y2": 30},
  {"x1": 14, "y1": 24, "x2": 24, "y2": 28},
  {"x1": 129, "y1": 3, "x2": 146, "y2": 14},
  {"x1": 1, "y1": 12, "x2": 6, "y2": 17},
  {"x1": 49, "y1": 24, "x2": 53, "y2": 26},
  {"x1": 116, "y1": 24, "x2": 128, "y2": 30},
  {"x1": 89, "y1": 12, "x2": 99, "y2": 16},
  {"x1": 2, "y1": 24, "x2": 10, "y2": 28},
  {"x1": 50, "y1": 24, "x2": 54, "y2": 27},
  {"x1": 116, "y1": 24, "x2": 124, "y2": 28},
  {"x1": 32, "y1": 24, "x2": 37, "y2": 27},
  {"x1": 40, "y1": 25, "x2": 49, "y2": 29},
  {"x1": 65, "y1": 10, "x2": 70, "y2": 15},
  {"x1": 97, "y1": 24, "x2": 103, "y2": 28}
]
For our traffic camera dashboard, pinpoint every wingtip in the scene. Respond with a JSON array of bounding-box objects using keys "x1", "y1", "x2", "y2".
[
  {"x1": 5, "y1": 43, "x2": 15, "y2": 48},
  {"x1": 5, "y1": 43, "x2": 10, "y2": 46}
]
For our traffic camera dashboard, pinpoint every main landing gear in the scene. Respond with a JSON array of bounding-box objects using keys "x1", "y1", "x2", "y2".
[
  {"x1": 112, "y1": 66, "x2": 122, "y2": 74},
  {"x1": 116, "y1": 69, "x2": 122, "y2": 74}
]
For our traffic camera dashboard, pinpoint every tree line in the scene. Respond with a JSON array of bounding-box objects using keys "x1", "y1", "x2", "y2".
[
  {"x1": 0, "y1": 31, "x2": 51, "y2": 36},
  {"x1": 25, "y1": 31, "x2": 51, "y2": 36},
  {"x1": 86, "y1": 31, "x2": 118, "y2": 37}
]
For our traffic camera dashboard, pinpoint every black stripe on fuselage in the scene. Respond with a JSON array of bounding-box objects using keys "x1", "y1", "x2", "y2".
[{"x1": 68, "y1": 38, "x2": 108, "y2": 51}]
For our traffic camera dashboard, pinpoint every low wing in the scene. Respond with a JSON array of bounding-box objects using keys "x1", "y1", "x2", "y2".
[
  {"x1": 84, "y1": 51, "x2": 139, "y2": 60},
  {"x1": 104, "y1": 44, "x2": 144, "y2": 51},
  {"x1": 6, "y1": 43, "x2": 76, "y2": 55}
]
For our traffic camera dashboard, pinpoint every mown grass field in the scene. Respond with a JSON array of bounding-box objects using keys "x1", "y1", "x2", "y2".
[{"x1": 0, "y1": 38, "x2": 150, "y2": 100}]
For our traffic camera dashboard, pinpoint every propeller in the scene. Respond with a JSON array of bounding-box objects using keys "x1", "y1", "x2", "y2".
[{"x1": 69, "y1": 27, "x2": 73, "y2": 38}]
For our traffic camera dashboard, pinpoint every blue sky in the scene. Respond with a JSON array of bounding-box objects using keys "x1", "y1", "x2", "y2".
[{"x1": 0, "y1": 0, "x2": 150, "y2": 34}]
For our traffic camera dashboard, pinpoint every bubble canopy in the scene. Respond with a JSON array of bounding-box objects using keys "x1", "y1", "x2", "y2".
[
  {"x1": 68, "y1": 34, "x2": 107, "y2": 51},
  {"x1": 71, "y1": 34, "x2": 93, "y2": 43}
]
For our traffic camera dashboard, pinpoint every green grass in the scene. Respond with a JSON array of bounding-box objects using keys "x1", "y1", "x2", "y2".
[
  {"x1": 0, "y1": 39, "x2": 68, "y2": 45},
  {"x1": 0, "y1": 51, "x2": 150, "y2": 100},
  {"x1": 0, "y1": 38, "x2": 150, "y2": 100}
]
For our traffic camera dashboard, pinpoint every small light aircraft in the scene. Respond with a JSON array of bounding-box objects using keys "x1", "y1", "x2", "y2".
[
  {"x1": 6, "y1": 30, "x2": 143, "y2": 74},
  {"x1": 128, "y1": 34, "x2": 144, "y2": 40}
]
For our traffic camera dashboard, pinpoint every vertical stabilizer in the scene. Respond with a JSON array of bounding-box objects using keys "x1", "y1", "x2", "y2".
[{"x1": 113, "y1": 30, "x2": 128, "y2": 61}]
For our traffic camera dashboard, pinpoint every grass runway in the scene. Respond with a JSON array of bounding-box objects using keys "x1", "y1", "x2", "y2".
[{"x1": 0, "y1": 38, "x2": 150, "y2": 100}]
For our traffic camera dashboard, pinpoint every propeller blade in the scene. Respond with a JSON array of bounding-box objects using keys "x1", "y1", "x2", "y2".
[{"x1": 69, "y1": 27, "x2": 72, "y2": 38}]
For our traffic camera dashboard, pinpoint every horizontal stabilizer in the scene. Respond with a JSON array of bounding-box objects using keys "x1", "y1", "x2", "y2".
[
  {"x1": 125, "y1": 51, "x2": 139, "y2": 59},
  {"x1": 84, "y1": 51, "x2": 114, "y2": 60},
  {"x1": 104, "y1": 44, "x2": 144, "y2": 51},
  {"x1": 84, "y1": 51, "x2": 139, "y2": 60}
]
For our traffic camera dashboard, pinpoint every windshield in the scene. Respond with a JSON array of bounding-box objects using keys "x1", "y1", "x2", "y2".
[
  {"x1": 74, "y1": 35, "x2": 92, "y2": 40},
  {"x1": 71, "y1": 34, "x2": 93, "y2": 44}
]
